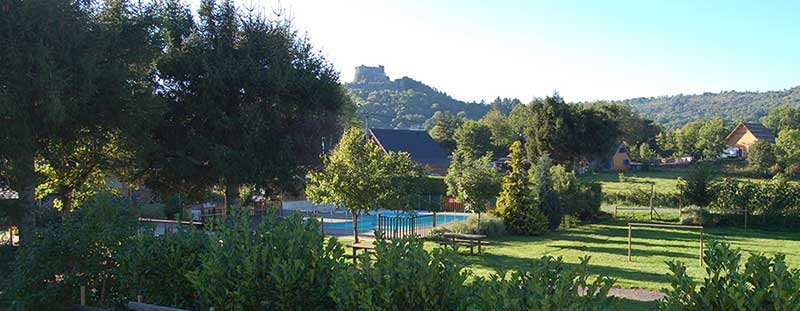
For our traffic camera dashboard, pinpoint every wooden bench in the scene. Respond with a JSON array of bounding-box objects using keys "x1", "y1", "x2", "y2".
[
  {"x1": 346, "y1": 242, "x2": 377, "y2": 264},
  {"x1": 440, "y1": 233, "x2": 489, "y2": 254}
]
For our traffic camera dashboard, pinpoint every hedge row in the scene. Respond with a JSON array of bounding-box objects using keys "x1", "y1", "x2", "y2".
[{"x1": 1, "y1": 193, "x2": 618, "y2": 310}]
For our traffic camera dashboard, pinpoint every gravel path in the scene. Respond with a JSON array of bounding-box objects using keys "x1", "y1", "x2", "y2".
[{"x1": 609, "y1": 287, "x2": 666, "y2": 301}]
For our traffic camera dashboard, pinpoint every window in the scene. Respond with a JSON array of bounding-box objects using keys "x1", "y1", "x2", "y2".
[
  {"x1": 619, "y1": 147, "x2": 628, "y2": 153},
  {"x1": 623, "y1": 159, "x2": 630, "y2": 165}
]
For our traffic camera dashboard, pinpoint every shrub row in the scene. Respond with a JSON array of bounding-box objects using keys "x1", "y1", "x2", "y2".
[
  {"x1": 605, "y1": 188, "x2": 682, "y2": 208},
  {"x1": 660, "y1": 240, "x2": 800, "y2": 310},
  {"x1": 2, "y1": 193, "x2": 618, "y2": 310},
  {"x1": 710, "y1": 177, "x2": 800, "y2": 223}
]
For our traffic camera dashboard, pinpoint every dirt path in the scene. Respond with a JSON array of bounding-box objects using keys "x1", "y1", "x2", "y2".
[{"x1": 609, "y1": 287, "x2": 666, "y2": 301}]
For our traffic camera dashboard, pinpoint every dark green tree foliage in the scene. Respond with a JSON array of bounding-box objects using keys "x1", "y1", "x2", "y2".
[
  {"x1": 619, "y1": 87, "x2": 800, "y2": 129},
  {"x1": 496, "y1": 142, "x2": 547, "y2": 236},
  {"x1": 453, "y1": 120, "x2": 494, "y2": 159},
  {"x1": 6, "y1": 193, "x2": 138, "y2": 310},
  {"x1": 469, "y1": 256, "x2": 617, "y2": 310},
  {"x1": 524, "y1": 95, "x2": 576, "y2": 164},
  {"x1": 187, "y1": 211, "x2": 343, "y2": 310},
  {"x1": 661, "y1": 118, "x2": 727, "y2": 159},
  {"x1": 149, "y1": 0, "x2": 350, "y2": 202},
  {"x1": 762, "y1": 106, "x2": 800, "y2": 135},
  {"x1": 487, "y1": 97, "x2": 522, "y2": 116},
  {"x1": 444, "y1": 149, "x2": 501, "y2": 228},
  {"x1": 306, "y1": 127, "x2": 422, "y2": 243},
  {"x1": 660, "y1": 241, "x2": 800, "y2": 310},
  {"x1": 522, "y1": 95, "x2": 619, "y2": 166},
  {"x1": 551, "y1": 165, "x2": 603, "y2": 221},
  {"x1": 677, "y1": 164, "x2": 715, "y2": 207},
  {"x1": 531, "y1": 153, "x2": 562, "y2": 230},
  {"x1": 747, "y1": 140, "x2": 777, "y2": 176},
  {"x1": 591, "y1": 103, "x2": 662, "y2": 147},
  {"x1": 696, "y1": 117, "x2": 727, "y2": 160},
  {"x1": 348, "y1": 76, "x2": 492, "y2": 129},
  {"x1": 0, "y1": 0, "x2": 159, "y2": 236},
  {"x1": 480, "y1": 109, "x2": 517, "y2": 153},
  {"x1": 426, "y1": 110, "x2": 464, "y2": 152},
  {"x1": 776, "y1": 129, "x2": 800, "y2": 177},
  {"x1": 330, "y1": 236, "x2": 471, "y2": 310},
  {"x1": 116, "y1": 228, "x2": 208, "y2": 310}
]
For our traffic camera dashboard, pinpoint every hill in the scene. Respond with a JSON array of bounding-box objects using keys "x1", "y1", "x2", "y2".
[
  {"x1": 346, "y1": 65, "x2": 514, "y2": 129},
  {"x1": 346, "y1": 65, "x2": 800, "y2": 130},
  {"x1": 618, "y1": 86, "x2": 800, "y2": 129}
]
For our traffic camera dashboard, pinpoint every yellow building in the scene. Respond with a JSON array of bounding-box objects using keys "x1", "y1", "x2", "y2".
[
  {"x1": 724, "y1": 122, "x2": 775, "y2": 158},
  {"x1": 606, "y1": 142, "x2": 632, "y2": 172}
]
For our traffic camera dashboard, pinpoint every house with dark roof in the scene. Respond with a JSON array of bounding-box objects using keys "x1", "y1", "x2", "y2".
[
  {"x1": 368, "y1": 128, "x2": 450, "y2": 174},
  {"x1": 724, "y1": 122, "x2": 776, "y2": 158}
]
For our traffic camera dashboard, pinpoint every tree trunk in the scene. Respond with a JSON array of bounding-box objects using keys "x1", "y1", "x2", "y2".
[
  {"x1": 225, "y1": 182, "x2": 240, "y2": 209},
  {"x1": 477, "y1": 212, "x2": 481, "y2": 234},
  {"x1": 60, "y1": 188, "x2": 73, "y2": 217},
  {"x1": 352, "y1": 212, "x2": 359, "y2": 243},
  {"x1": 16, "y1": 151, "x2": 36, "y2": 244}
]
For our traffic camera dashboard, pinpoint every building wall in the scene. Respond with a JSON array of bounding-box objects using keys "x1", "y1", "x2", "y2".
[
  {"x1": 611, "y1": 149, "x2": 631, "y2": 172},
  {"x1": 726, "y1": 126, "x2": 760, "y2": 157}
]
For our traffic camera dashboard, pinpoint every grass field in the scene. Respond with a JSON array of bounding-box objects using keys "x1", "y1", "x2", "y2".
[
  {"x1": 580, "y1": 169, "x2": 688, "y2": 194},
  {"x1": 339, "y1": 209, "x2": 800, "y2": 309}
]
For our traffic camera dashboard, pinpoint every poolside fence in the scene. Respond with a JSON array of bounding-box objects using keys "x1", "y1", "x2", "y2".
[{"x1": 377, "y1": 214, "x2": 435, "y2": 239}]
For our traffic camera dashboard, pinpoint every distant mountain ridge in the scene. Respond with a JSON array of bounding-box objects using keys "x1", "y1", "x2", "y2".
[
  {"x1": 617, "y1": 86, "x2": 800, "y2": 129},
  {"x1": 345, "y1": 65, "x2": 800, "y2": 129}
]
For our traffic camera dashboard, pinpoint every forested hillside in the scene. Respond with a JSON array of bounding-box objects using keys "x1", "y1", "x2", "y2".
[
  {"x1": 619, "y1": 86, "x2": 800, "y2": 129},
  {"x1": 346, "y1": 66, "x2": 517, "y2": 129}
]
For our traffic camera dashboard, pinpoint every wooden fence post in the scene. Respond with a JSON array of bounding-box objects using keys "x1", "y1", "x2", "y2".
[
  {"x1": 627, "y1": 224, "x2": 632, "y2": 261},
  {"x1": 80, "y1": 285, "x2": 86, "y2": 306},
  {"x1": 137, "y1": 295, "x2": 143, "y2": 303},
  {"x1": 700, "y1": 228, "x2": 704, "y2": 266},
  {"x1": 649, "y1": 183, "x2": 654, "y2": 220}
]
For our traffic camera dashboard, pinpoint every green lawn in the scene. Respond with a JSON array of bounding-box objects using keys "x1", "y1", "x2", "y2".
[
  {"x1": 580, "y1": 169, "x2": 688, "y2": 194},
  {"x1": 337, "y1": 211, "x2": 800, "y2": 309}
]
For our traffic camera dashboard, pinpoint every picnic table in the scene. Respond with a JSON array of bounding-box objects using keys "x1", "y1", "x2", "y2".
[
  {"x1": 345, "y1": 242, "x2": 377, "y2": 264},
  {"x1": 441, "y1": 233, "x2": 489, "y2": 254}
]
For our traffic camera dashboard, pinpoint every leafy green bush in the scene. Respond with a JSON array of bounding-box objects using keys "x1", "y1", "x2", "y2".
[
  {"x1": 678, "y1": 164, "x2": 716, "y2": 208},
  {"x1": 446, "y1": 214, "x2": 507, "y2": 237},
  {"x1": 0, "y1": 245, "x2": 17, "y2": 306},
  {"x1": 115, "y1": 228, "x2": 208, "y2": 309},
  {"x1": 468, "y1": 256, "x2": 617, "y2": 310},
  {"x1": 552, "y1": 165, "x2": 604, "y2": 220},
  {"x1": 679, "y1": 207, "x2": 716, "y2": 226},
  {"x1": 6, "y1": 193, "x2": 137, "y2": 310},
  {"x1": 709, "y1": 176, "x2": 800, "y2": 228},
  {"x1": 331, "y1": 236, "x2": 471, "y2": 310},
  {"x1": 660, "y1": 241, "x2": 800, "y2": 310},
  {"x1": 187, "y1": 211, "x2": 343, "y2": 310}
]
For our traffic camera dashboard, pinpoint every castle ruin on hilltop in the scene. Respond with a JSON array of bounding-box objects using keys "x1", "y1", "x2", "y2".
[{"x1": 353, "y1": 65, "x2": 390, "y2": 84}]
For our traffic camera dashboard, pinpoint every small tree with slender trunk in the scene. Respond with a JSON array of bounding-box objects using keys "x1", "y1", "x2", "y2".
[
  {"x1": 306, "y1": 127, "x2": 421, "y2": 243},
  {"x1": 445, "y1": 149, "x2": 501, "y2": 230}
]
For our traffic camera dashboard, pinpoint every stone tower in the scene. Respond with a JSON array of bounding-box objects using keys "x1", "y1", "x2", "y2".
[{"x1": 353, "y1": 65, "x2": 390, "y2": 84}]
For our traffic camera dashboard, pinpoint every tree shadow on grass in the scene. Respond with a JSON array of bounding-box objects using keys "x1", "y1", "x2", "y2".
[
  {"x1": 553, "y1": 244, "x2": 697, "y2": 261},
  {"x1": 459, "y1": 252, "x2": 670, "y2": 288}
]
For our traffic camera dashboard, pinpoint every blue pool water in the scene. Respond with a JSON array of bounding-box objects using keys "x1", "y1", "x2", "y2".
[{"x1": 323, "y1": 212, "x2": 469, "y2": 232}]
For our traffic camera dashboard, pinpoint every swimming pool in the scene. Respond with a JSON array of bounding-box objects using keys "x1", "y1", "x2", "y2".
[{"x1": 323, "y1": 212, "x2": 469, "y2": 232}]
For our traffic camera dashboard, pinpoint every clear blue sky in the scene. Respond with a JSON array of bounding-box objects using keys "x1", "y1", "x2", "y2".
[{"x1": 192, "y1": 0, "x2": 800, "y2": 102}]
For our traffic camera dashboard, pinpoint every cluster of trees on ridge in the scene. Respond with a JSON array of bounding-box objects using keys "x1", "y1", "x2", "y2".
[
  {"x1": 0, "y1": 0, "x2": 353, "y2": 240},
  {"x1": 346, "y1": 68, "x2": 800, "y2": 131}
]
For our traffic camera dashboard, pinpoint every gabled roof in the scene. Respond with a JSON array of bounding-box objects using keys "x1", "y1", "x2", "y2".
[
  {"x1": 727, "y1": 122, "x2": 776, "y2": 143},
  {"x1": 608, "y1": 142, "x2": 629, "y2": 158},
  {"x1": 368, "y1": 128, "x2": 450, "y2": 167}
]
